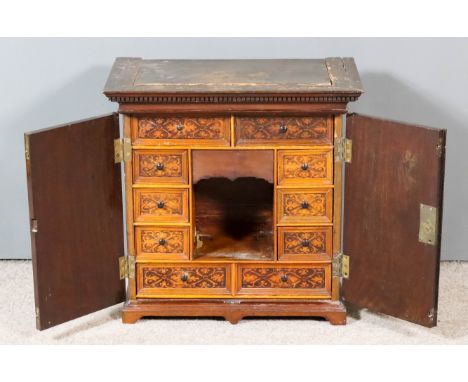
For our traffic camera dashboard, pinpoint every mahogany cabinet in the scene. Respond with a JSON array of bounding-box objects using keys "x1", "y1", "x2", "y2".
[{"x1": 24, "y1": 58, "x2": 446, "y2": 330}]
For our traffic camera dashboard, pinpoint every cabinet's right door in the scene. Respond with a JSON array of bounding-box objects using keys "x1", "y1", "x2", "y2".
[{"x1": 342, "y1": 113, "x2": 446, "y2": 327}]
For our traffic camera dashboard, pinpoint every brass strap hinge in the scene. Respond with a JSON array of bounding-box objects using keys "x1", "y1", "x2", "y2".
[
  {"x1": 332, "y1": 253, "x2": 349, "y2": 279},
  {"x1": 24, "y1": 135, "x2": 30, "y2": 160},
  {"x1": 35, "y1": 306, "x2": 40, "y2": 326},
  {"x1": 119, "y1": 255, "x2": 135, "y2": 280},
  {"x1": 114, "y1": 138, "x2": 131, "y2": 163},
  {"x1": 419, "y1": 204, "x2": 438, "y2": 246},
  {"x1": 334, "y1": 137, "x2": 352, "y2": 163}
]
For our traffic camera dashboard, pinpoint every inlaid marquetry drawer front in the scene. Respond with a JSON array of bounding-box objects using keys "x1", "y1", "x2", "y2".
[
  {"x1": 236, "y1": 264, "x2": 331, "y2": 297},
  {"x1": 135, "y1": 226, "x2": 190, "y2": 260},
  {"x1": 277, "y1": 149, "x2": 333, "y2": 186},
  {"x1": 278, "y1": 227, "x2": 332, "y2": 261},
  {"x1": 133, "y1": 188, "x2": 189, "y2": 223},
  {"x1": 234, "y1": 116, "x2": 333, "y2": 146},
  {"x1": 137, "y1": 263, "x2": 231, "y2": 297},
  {"x1": 277, "y1": 188, "x2": 333, "y2": 224},
  {"x1": 133, "y1": 149, "x2": 188, "y2": 184},
  {"x1": 133, "y1": 116, "x2": 231, "y2": 146}
]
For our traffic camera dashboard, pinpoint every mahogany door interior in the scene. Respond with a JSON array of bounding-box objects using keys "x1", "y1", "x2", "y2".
[
  {"x1": 25, "y1": 114, "x2": 126, "y2": 330},
  {"x1": 342, "y1": 113, "x2": 446, "y2": 327}
]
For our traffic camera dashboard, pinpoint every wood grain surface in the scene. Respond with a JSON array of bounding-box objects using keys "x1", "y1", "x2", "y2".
[
  {"x1": 25, "y1": 114, "x2": 125, "y2": 330},
  {"x1": 342, "y1": 113, "x2": 446, "y2": 327}
]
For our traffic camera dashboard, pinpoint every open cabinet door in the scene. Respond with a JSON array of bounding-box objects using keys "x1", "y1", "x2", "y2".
[
  {"x1": 25, "y1": 114, "x2": 125, "y2": 330},
  {"x1": 342, "y1": 113, "x2": 446, "y2": 327}
]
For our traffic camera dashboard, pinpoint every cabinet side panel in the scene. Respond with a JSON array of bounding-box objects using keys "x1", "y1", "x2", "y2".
[
  {"x1": 332, "y1": 115, "x2": 343, "y2": 300},
  {"x1": 124, "y1": 115, "x2": 137, "y2": 300}
]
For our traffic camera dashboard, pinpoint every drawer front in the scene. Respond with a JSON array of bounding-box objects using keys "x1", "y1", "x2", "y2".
[
  {"x1": 277, "y1": 149, "x2": 333, "y2": 186},
  {"x1": 278, "y1": 227, "x2": 332, "y2": 261},
  {"x1": 135, "y1": 226, "x2": 190, "y2": 260},
  {"x1": 235, "y1": 116, "x2": 333, "y2": 146},
  {"x1": 134, "y1": 188, "x2": 189, "y2": 223},
  {"x1": 133, "y1": 150, "x2": 188, "y2": 184},
  {"x1": 134, "y1": 117, "x2": 230, "y2": 146},
  {"x1": 137, "y1": 263, "x2": 231, "y2": 297},
  {"x1": 236, "y1": 264, "x2": 331, "y2": 297},
  {"x1": 277, "y1": 188, "x2": 333, "y2": 224}
]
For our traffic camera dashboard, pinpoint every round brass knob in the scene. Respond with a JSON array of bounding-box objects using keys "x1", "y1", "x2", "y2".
[
  {"x1": 280, "y1": 274, "x2": 288, "y2": 282},
  {"x1": 157, "y1": 201, "x2": 165, "y2": 209},
  {"x1": 301, "y1": 239, "x2": 310, "y2": 247},
  {"x1": 279, "y1": 124, "x2": 288, "y2": 134},
  {"x1": 159, "y1": 238, "x2": 166, "y2": 245},
  {"x1": 301, "y1": 163, "x2": 309, "y2": 170},
  {"x1": 156, "y1": 162, "x2": 165, "y2": 170},
  {"x1": 176, "y1": 124, "x2": 184, "y2": 131},
  {"x1": 180, "y1": 273, "x2": 188, "y2": 282},
  {"x1": 301, "y1": 201, "x2": 309, "y2": 209}
]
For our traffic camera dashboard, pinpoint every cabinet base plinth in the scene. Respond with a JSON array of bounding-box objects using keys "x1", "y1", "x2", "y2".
[{"x1": 122, "y1": 299, "x2": 346, "y2": 325}]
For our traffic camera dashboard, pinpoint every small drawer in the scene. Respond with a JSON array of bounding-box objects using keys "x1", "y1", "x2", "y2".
[
  {"x1": 137, "y1": 263, "x2": 232, "y2": 297},
  {"x1": 236, "y1": 263, "x2": 331, "y2": 297},
  {"x1": 134, "y1": 188, "x2": 189, "y2": 223},
  {"x1": 278, "y1": 227, "x2": 332, "y2": 261},
  {"x1": 277, "y1": 149, "x2": 333, "y2": 186},
  {"x1": 135, "y1": 226, "x2": 190, "y2": 260},
  {"x1": 133, "y1": 150, "x2": 188, "y2": 184},
  {"x1": 277, "y1": 188, "x2": 333, "y2": 225},
  {"x1": 133, "y1": 116, "x2": 230, "y2": 146},
  {"x1": 235, "y1": 116, "x2": 333, "y2": 146}
]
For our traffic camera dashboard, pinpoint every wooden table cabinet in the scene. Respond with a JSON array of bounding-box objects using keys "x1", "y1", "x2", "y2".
[{"x1": 25, "y1": 58, "x2": 446, "y2": 330}]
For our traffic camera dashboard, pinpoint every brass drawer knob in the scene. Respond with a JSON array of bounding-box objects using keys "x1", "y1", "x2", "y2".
[
  {"x1": 180, "y1": 273, "x2": 188, "y2": 282},
  {"x1": 176, "y1": 124, "x2": 184, "y2": 131},
  {"x1": 157, "y1": 201, "x2": 165, "y2": 209},
  {"x1": 301, "y1": 239, "x2": 310, "y2": 247},
  {"x1": 280, "y1": 274, "x2": 288, "y2": 282},
  {"x1": 301, "y1": 163, "x2": 309, "y2": 170},
  {"x1": 279, "y1": 124, "x2": 288, "y2": 133},
  {"x1": 301, "y1": 201, "x2": 309, "y2": 209},
  {"x1": 155, "y1": 162, "x2": 165, "y2": 170},
  {"x1": 159, "y1": 238, "x2": 166, "y2": 245}
]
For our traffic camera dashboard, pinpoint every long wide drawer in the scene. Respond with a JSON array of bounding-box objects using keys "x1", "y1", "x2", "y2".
[
  {"x1": 133, "y1": 149, "x2": 188, "y2": 184},
  {"x1": 236, "y1": 263, "x2": 331, "y2": 297},
  {"x1": 133, "y1": 116, "x2": 231, "y2": 146},
  {"x1": 135, "y1": 226, "x2": 190, "y2": 260},
  {"x1": 234, "y1": 116, "x2": 333, "y2": 146},
  {"x1": 137, "y1": 263, "x2": 232, "y2": 297},
  {"x1": 133, "y1": 188, "x2": 189, "y2": 223},
  {"x1": 277, "y1": 188, "x2": 333, "y2": 225}
]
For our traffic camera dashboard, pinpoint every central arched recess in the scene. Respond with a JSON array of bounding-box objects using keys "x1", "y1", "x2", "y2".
[{"x1": 192, "y1": 150, "x2": 274, "y2": 261}]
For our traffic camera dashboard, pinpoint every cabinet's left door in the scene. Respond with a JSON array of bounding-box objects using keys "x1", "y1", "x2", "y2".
[{"x1": 25, "y1": 114, "x2": 126, "y2": 330}]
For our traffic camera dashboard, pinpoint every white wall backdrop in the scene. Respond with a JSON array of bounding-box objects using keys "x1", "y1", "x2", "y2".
[{"x1": 0, "y1": 38, "x2": 467, "y2": 260}]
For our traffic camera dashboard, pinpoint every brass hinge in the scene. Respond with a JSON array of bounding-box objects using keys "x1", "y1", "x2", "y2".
[
  {"x1": 35, "y1": 306, "x2": 40, "y2": 326},
  {"x1": 114, "y1": 138, "x2": 131, "y2": 163},
  {"x1": 419, "y1": 204, "x2": 438, "y2": 246},
  {"x1": 334, "y1": 137, "x2": 352, "y2": 163},
  {"x1": 31, "y1": 219, "x2": 38, "y2": 233},
  {"x1": 119, "y1": 255, "x2": 135, "y2": 280},
  {"x1": 24, "y1": 135, "x2": 30, "y2": 160},
  {"x1": 332, "y1": 253, "x2": 349, "y2": 279},
  {"x1": 436, "y1": 137, "x2": 446, "y2": 158}
]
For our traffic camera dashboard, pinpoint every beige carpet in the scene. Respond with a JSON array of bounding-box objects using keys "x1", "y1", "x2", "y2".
[{"x1": 0, "y1": 260, "x2": 467, "y2": 344}]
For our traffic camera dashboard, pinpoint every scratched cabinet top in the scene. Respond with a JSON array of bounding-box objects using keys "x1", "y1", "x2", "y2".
[{"x1": 103, "y1": 57, "x2": 363, "y2": 95}]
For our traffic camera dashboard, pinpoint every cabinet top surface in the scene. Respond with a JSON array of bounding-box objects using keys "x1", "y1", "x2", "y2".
[{"x1": 103, "y1": 57, "x2": 363, "y2": 97}]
